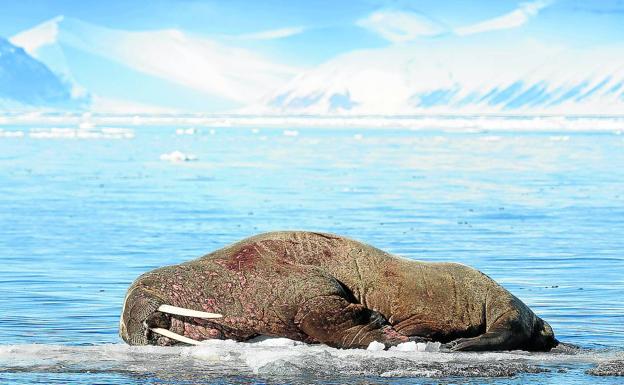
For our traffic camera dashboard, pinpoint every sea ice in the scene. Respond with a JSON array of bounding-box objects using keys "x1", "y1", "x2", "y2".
[
  {"x1": 175, "y1": 127, "x2": 197, "y2": 135},
  {"x1": 160, "y1": 150, "x2": 197, "y2": 162},
  {"x1": 367, "y1": 341, "x2": 385, "y2": 351},
  {"x1": 0, "y1": 129, "x2": 24, "y2": 137},
  {"x1": 27, "y1": 127, "x2": 134, "y2": 139},
  {"x1": 1, "y1": 341, "x2": 622, "y2": 379}
]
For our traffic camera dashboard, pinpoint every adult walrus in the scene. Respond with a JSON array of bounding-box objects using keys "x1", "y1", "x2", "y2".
[{"x1": 120, "y1": 231, "x2": 558, "y2": 351}]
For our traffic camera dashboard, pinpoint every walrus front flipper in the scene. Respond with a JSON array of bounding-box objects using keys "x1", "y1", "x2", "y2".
[
  {"x1": 295, "y1": 295, "x2": 408, "y2": 349},
  {"x1": 447, "y1": 330, "x2": 513, "y2": 351}
]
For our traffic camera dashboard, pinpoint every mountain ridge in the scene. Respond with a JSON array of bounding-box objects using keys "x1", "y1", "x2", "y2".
[
  {"x1": 4, "y1": 16, "x2": 624, "y2": 115},
  {"x1": 254, "y1": 40, "x2": 624, "y2": 115},
  {"x1": 0, "y1": 36, "x2": 86, "y2": 110}
]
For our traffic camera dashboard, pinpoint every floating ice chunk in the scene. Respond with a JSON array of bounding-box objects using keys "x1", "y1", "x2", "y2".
[
  {"x1": 367, "y1": 341, "x2": 385, "y2": 351},
  {"x1": 549, "y1": 135, "x2": 570, "y2": 141},
  {"x1": 199, "y1": 338, "x2": 238, "y2": 347},
  {"x1": 79, "y1": 121, "x2": 95, "y2": 129},
  {"x1": 28, "y1": 127, "x2": 134, "y2": 139},
  {"x1": 424, "y1": 341, "x2": 442, "y2": 352},
  {"x1": 390, "y1": 341, "x2": 441, "y2": 352},
  {"x1": 381, "y1": 369, "x2": 439, "y2": 377},
  {"x1": 29, "y1": 128, "x2": 74, "y2": 139},
  {"x1": 250, "y1": 337, "x2": 306, "y2": 347},
  {"x1": 160, "y1": 151, "x2": 197, "y2": 162},
  {"x1": 251, "y1": 128, "x2": 260, "y2": 134},
  {"x1": 393, "y1": 341, "x2": 418, "y2": 351},
  {"x1": 176, "y1": 128, "x2": 198, "y2": 135},
  {"x1": 353, "y1": 133, "x2": 364, "y2": 140},
  {"x1": 0, "y1": 130, "x2": 24, "y2": 138},
  {"x1": 100, "y1": 128, "x2": 135, "y2": 139},
  {"x1": 283, "y1": 129, "x2": 299, "y2": 137}
]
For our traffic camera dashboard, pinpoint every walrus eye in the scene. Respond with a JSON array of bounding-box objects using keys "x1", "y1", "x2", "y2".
[
  {"x1": 157, "y1": 304, "x2": 223, "y2": 319},
  {"x1": 150, "y1": 327, "x2": 202, "y2": 345}
]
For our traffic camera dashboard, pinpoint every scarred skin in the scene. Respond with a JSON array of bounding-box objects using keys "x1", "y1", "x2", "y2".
[{"x1": 120, "y1": 231, "x2": 558, "y2": 351}]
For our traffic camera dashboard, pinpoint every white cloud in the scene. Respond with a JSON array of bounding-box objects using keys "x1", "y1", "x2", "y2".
[
  {"x1": 238, "y1": 27, "x2": 305, "y2": 40},
  {"x1": 455, "y1": 0, "x2": 552, "y2": 36},
  {"x1": 357, "y1": 9, "x2": 446, "y2": 43}
]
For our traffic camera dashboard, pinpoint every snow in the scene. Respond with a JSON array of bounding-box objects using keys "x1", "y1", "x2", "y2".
[
  {"x1": 10, "y1": 16, "x2": 301, "y2": 106},
  {"x1": 6, "y1": 16, "x2": 623, "y2": 115},
  {"x1": 256, "y1": 42, "x2": 624, "y2": 115}
]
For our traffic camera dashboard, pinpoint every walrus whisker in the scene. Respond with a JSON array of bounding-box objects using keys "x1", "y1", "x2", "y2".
[
  {"x1": 150, "y1": 327, "x2": 202, "y2": 345},
  {"x1": 158, "y1": 304, "x2": 223, "y2": 319}
]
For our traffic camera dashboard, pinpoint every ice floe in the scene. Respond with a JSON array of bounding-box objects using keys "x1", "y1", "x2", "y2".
[
  {"x1": 26, "y1": 127, "x2": 134, "y2": 139},
  {"x1": 159, "y1": 150, "x2": 197, "y2": 162},
  {"x1": 175, "y1": 127, "x2": 198, "y2": 135},
  {"x1": 2, "y1": 113, "x2": 624, "y2": 132},
  {"x1": 0, "y1": 129, "x2": 24, "y2": 137},
  {"x1": 0, "y1": 339, "x2": 622, "y2": 380},
  {"x1": 283, "y1": 129, "x2": 299, "y2": 136}
]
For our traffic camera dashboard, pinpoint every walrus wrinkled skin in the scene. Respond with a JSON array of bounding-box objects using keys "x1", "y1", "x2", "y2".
[{"x1": 120, "y1": 231, "x2": 558, "y2": 351}]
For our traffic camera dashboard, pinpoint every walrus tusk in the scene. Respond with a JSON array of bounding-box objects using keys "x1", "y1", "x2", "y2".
[
  {"x1": 150, "y1": 327, "x2": 202, "y2": 345},
  {"x1": 158, "y1": 304, "x2": 223, "y2": 319}
]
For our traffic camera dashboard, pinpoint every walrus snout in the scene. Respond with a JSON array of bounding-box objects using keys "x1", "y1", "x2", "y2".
[
  {"x1": 120, "y1": 283, "x2": 224, "y2": 346},
  {"x1": 119, "y1": 286, "x2": 163, "y2": 345}
]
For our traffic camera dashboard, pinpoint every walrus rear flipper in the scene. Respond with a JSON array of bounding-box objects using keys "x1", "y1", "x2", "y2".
[{"x1": 294, "y1": 295, "x2": 409, "y2": 349}]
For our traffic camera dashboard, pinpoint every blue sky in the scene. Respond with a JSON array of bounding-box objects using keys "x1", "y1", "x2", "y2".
[{"x1": 2, "y1": 0, "x2": 623, "y2": 66}]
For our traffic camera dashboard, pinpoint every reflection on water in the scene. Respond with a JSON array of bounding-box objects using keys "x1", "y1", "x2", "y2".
[{"x1": 0, "y1": 126, "x2": 623, "y2": 383}]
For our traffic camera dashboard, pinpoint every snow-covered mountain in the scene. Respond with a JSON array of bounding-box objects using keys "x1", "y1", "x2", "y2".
[
  {"x1": 5, "y1": 16, "x2": 624, "y2": 115},
  {"x1": 0, "y1": 37, "x2": 85, "y2": 110},
  {"x1": 9, "y1": 16, "x2": 300, "y2": 113},
  {"x1": 258, "y1": 40, "x2": 624, "y2": 115}
]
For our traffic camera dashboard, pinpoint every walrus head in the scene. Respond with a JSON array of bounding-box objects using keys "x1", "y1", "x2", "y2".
[
  {"x1": 119, "y1": 275, "x2": 222, "y2": 346},
  {"x1": 527, "y1": 317, "x2": 558, "y2": 351}
]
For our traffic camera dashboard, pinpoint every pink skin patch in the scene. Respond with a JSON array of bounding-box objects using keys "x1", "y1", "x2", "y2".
[
  {"x1": 383, "y1": 326, "x2": 410, "y2": 343},
  {"x1": 224, "y1": 246, "x2": 260, "y2": 271}
]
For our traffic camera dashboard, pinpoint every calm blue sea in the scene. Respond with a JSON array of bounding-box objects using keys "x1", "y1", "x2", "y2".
[{"x1": 1, "y1": 125, "x2": 623, "y2": 383}]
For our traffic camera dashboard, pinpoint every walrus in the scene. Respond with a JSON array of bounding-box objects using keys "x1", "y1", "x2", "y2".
[{"x1": 119, "y1": 231, "x2": 558, "y2": 351}]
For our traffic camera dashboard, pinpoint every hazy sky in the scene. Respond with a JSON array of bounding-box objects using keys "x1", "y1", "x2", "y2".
[{"x1": 2, "y1": 0, "x2": 623, "y2": 66}]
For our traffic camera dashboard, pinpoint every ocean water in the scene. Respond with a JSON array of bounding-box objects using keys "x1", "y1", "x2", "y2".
[{"x1": 0, "y1": 124, "x2": 623, "y2": 383}]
